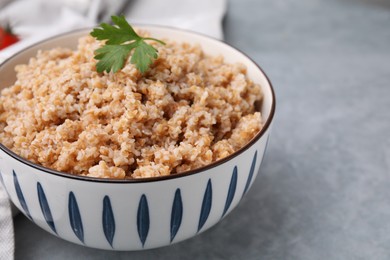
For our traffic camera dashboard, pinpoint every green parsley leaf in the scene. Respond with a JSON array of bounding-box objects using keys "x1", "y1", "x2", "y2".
[
  {"x1": 90, "y1": 15, "x2": 165, "y2": 73},
  {"x1": 94, "y1": 43, "x2": 135, "y2": 73},
  {"x1": 131, "y1": 41, "x2": 158, "y2": 74}
]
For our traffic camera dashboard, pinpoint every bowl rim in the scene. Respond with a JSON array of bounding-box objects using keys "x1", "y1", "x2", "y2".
[{"x1": 0, "y1": 25, "x2": 276, "y2": 183}]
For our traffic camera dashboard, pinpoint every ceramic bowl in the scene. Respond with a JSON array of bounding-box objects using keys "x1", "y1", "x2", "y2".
[{"x1": 0, "y1": 26, "x2": 275, "y2": 250}]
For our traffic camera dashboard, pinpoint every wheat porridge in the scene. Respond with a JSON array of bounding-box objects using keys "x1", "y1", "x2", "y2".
[{"x1": 0, "y1": 35, "x2": 263, "y2": 179}]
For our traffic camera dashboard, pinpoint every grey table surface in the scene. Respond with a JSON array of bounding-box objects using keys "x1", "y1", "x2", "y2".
[{"x1": 14, "y1": 0, "x2": 390, "y2": 259}]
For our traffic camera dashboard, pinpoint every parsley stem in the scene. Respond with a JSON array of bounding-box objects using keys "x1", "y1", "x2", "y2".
[{"x1": 143, "y1": 37, "x2": 166, "y2": 45}]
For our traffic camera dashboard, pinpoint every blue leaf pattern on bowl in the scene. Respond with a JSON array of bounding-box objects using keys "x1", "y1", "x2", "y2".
[
  {"x1": 137, "y1": 194, "x2": 149, "y2": 247},
  {"x1": 37, "y1": 182, "x2": 57, "y2": 234},
  {"x1": 222, "y1": 166, "x2": 238, "y2": 218},
  {"x1": 103, "y1": 196, "x2": 115, "y2": 248},
  {"x1": 170, "y1": 189, "x2": 183, "y2": 242},
  {"x1": 243, "y1": 151, "x2": 257, "y2": 196},
  {"x1": 68, "y1": 192, "x2": 84, "y2": 243},
  {"x1": 198, "y1": 179, "x2": 212, "y2": 232},
  {"x1": 13, "y1": 170, "x2": 33, "y2": 221}
]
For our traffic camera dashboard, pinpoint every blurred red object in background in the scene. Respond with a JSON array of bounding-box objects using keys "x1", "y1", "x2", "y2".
[{"x1": 0, "y1": 26, "x2": 19, "y2": 50}]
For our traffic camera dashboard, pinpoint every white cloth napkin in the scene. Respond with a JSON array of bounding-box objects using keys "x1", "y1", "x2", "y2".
[
  {"x1": 0, "y1": 0, "x2": 226, "y2": 259},
  {"x1": 0, "y1": 0, "x2": 226, "y2": 63},
  {"x1": 0, "y1": 188, "x2": 13, "y2": 260}
]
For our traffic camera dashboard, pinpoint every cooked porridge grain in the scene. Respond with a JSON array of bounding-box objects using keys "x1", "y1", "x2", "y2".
[{"x1": 0, "y1": 35, "x2": 263, "y2": 179}]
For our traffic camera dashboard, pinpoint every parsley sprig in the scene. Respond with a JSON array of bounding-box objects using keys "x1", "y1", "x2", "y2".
[{"x1": 90, "y1": 15, "x2": 165, "y2": 73}]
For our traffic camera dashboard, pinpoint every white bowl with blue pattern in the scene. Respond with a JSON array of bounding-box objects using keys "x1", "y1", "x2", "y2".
[{"x1": 0, "y1": 26, "x2": 275, "y2": 251}]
